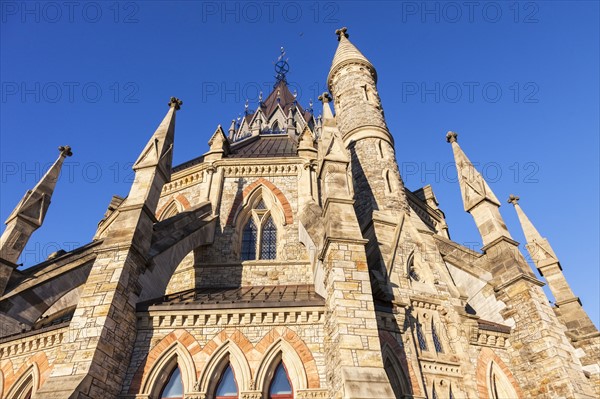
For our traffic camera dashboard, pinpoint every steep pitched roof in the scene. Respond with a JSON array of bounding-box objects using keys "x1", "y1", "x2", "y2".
[
  {"x1": 229, "y1": 135, "x2": 297, "y2": 158},
  {"x1": 260, "y1": 80, "x2": 301, "y2": 118}
]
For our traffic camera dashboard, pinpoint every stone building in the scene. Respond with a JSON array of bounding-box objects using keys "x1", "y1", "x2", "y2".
[{"x1": 0, "y1": 27, "x2": 598, "y2": 399}]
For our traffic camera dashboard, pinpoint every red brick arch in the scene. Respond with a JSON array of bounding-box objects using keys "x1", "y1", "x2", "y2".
[
  {"x1": 379, "y1": 331, "x2": 423, "y2": 397},
  {"x1": 255, "y1": 326, "x2": 320, "y2": 389},
  {"x1": 226, "y1": 178, "x2": 293, "y2": 226},
  {"x1": 476, "y1": 347, "x2": 523, "y2": 398},
  {"x1": 3, "y1": 352, "x2": 50, "y2": 396},
  {"x1": 155, "y1": 193, "x2": 192, "y2": 219},
  {"x1": 128, "y1": 327, "x2": 320, "y2": 395},
  {"x1": 128, "y1": 329, "x2": 200, "y2": 394}
]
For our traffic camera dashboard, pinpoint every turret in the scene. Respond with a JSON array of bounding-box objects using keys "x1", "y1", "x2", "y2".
[
  {"x1": 447, "y1": 131, "x2": 511, "y2": 246},
  {"x1": 326, "y1": 27, "x2": 409, "y2": 223}
]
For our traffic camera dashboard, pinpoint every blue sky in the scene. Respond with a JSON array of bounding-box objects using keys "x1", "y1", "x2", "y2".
[{"x1": 1, "y1": 1, "x2": 598, "y2": 325}]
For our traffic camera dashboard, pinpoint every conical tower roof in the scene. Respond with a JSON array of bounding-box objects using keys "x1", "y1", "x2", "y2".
[{"x1": 328, "y1": 27, "x2": 375, "y2": 85}]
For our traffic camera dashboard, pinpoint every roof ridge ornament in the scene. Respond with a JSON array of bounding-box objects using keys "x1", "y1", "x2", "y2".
[
  {"x1": 168, "y1": 97, "x2": 183, "y2": 110},
  {"x1": 274, "y1": 47, "x2": 289, "y2": 86},
  {"x1": 318, "y1": 92, "x2": 332, "y2": 103},
  {"x1": 335, "y1": 27, "x2": 348, "y2": 41},
  {"x1": 446, "y1": 131, "x2": 458, "y2": 143}
]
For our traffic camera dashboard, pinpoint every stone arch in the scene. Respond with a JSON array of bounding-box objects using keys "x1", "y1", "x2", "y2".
[
  {"x1": 1, "y1": 359, "x2": 14, "y2": 397},
  {"x1": 156, "y1": 193, "x2": 192, "y2": 220},
  {"x1": 381, "y1": 343, "x2": 412, "y2": 398},
  {"x1": 227, "y1": 178, "x2": 293, "y2": 226},
  {"x1": 379, "y1": 331, "x2": 423, "y2": 397},
  {"x1": 255, "y1": 327, "x2": 320, "y2": 390},
  {"x1": 5, "y1": 363, "x2": 39, "y2": 399},
  {"x1": 197, "y1": 339, "x2": 252, "y2": 395},
  {"x1": 129, "y1": 330, "x2": 199, "y2": 395},
  {"x1": 476, "y1": 348, "x2": 523, "y2": 399}
]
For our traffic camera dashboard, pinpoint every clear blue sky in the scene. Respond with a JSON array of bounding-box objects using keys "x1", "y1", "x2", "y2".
[{"x1": 1, "y1": 1, "x2": 598, "y2": 326}]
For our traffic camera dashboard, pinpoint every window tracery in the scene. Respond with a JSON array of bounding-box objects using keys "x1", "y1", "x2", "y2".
[{"x1": 239, "y1": 195, "x2": 279, "y2": 261}]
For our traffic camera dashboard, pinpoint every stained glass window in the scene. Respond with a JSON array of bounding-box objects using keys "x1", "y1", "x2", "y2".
[
  {"x1": 160, "y1": 366, "x2": 184, "y2": 399},
  {"x1": 241, "y1": 218, "x2": 257, "y2": 261},
  {"x1": 449, "y1": 386, "x2": 455, "y2": 399},
  {"x1": 269, "y1": 362, "x2": 293, "y2": 398},
  {"x1": 260, "y1": 216, "x2": 277, "y2": 260},
  {"x1": 256, "y1": 199, "x2": 266, "y2": 210},
  {"x1": 216, "y1": 364, "x2": 238, "y2": 398},
  {"x1": 416, "y1": 319, "x2": 428, "y2": 351},
  {"x1": 432, "y1": 320, "x2": 444, "y2": 353},
  {"x1": 432, "y1": 384, "x2": 439, "y2": 399}
]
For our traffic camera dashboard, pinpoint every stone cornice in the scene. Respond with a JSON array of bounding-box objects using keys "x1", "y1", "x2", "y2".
[
  {"x1": 494, "y1": 272, "x2": 545, "y2": 292},
  {"x1": 0, "y1": 323, "x2": 68, "y2": 355},
  {"x1": 137, "y1": 307, "x2": 325, "y2": 329}
]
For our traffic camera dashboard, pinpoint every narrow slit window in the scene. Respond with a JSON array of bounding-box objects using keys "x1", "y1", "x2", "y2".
[
  {"x1": 269, "y1": 362, "x2": 293, "y2": 398},
  {"x1": 260, "y1": 216, "x2": 277, "y2": 260},
  {"x1": 385, "y1": 170, "x2": 392, "y2": 193},
  {"x1": 241, "y1": 218, "x2": 257, "y2": 261},
  {"x1": 215, "y1": 364, "x2": 238, "y2": 399},
  {"x1": 416, "y1": 318, "x2": 428, "y2": 351},
  {"x1": 432, "y1": 319, "x2": 444, "y2": 353},
  {"x1": 160, "y1": 366, "x2": 184, "y2": 399}
]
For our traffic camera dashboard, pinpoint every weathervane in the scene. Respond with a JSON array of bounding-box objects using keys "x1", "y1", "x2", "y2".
[{"x1": 274, "y1": 47, "x2": 290, "y2": 85}]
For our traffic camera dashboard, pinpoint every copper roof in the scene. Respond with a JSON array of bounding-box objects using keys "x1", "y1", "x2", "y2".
[
  {"x1": 261, "y1": 80, "x2": 301, "y2": 118},
  {"x1": 137, "y1": 284, "x2": 323, "y2": 311},
  {"x1": 229, "y1": 135, "x2": 297, "y2": 158}
]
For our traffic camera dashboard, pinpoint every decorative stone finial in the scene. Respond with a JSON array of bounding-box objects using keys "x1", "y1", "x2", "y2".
[
  {"x1": 318, "y1": 92, "x2": 332, "y2": 103},
  {"x1": 507, "y1": 194, "x2": 520, "y2": 205},
  {"x1": 168, "y1": 97, "x2": 183, "y2": 110},
  {"x1": 446, "y1": 131, "x2": 458, "y2": 143},
  {"x1": 58, "y1": 145, "x2": 73, "y2": 157},
  {"x1": 335, "y1": 27, "x2": 348, "y2": 41}
]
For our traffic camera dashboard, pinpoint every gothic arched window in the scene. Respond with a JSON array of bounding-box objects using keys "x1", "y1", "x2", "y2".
[
  {"x1": 269, "y1": 362, "x2": 293, "y2": 399},
  {"x1": 261, "y1": 216, "x2": 277, "y2": 260},
  {"x1": 239, "y1": 196, "x2": 279, "y2": 261},
  {"x1": 383, "y1": 356, "x2": 411, "y2": 399},
  {"x1": 271, "y1": 121, "x2": 280, "y2": 133},
  {"x1": 159, "y1": 366, "x2": 184, "y2": 399},
  {"x1": 241, "y1": 218, "x2": 258, "y2": 261},
  {"x1": 215, "y1": 364, "x2": 238, "y2": 399}
]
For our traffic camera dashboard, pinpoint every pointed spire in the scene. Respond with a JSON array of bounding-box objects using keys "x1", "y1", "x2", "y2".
[
  {"x1": 5, "y1": 145, "x2": 72, "y2": 227},
  {"x1": 446, "y1": 131, "x2": 500, "y2": 211},
  {"x1": 133, "y1": 97, "x2": 181, "y2": 172},
  {"x1": 228, "y1": 119, "x2": 237, "y2": 137},
  {"x1": 447, "y1": 131, "x2": 511, "y2": 245},
  {"x1": 318, "y1": 92, "x2": 334, "y2": 120},
  {"x1": 508, "y1": 195, "x2": 558, "y2": 265},
  {"x1": 329, "y1": 27, "x2": 376, "y2": 84},
  {"x1": 1, "y1": 145, "x2": 72, "y2": 268}
]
